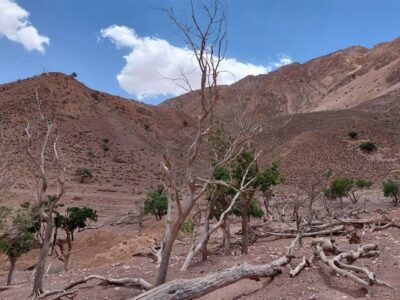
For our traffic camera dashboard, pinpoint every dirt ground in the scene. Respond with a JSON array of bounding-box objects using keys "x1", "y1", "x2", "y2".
[{"x1": 1, "y1": 185, "x2": 400, "y2": 300}]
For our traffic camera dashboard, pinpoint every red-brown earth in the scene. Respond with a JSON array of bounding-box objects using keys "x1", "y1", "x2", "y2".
[{"x1": 1, "y1": 37, "x2": 400, "y2": 299}]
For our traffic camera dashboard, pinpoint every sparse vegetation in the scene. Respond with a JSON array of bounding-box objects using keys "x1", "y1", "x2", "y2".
[
  {"x1": 181, "y1": 218, "x2": 195, "y2": 236},
  {"x1": 359, "y1": 141, "x2": 377, "y2": 153},
  {"x1": 348, "y1": 131, "x2": 358, "y2": 139},
  {"x1": 383, "y1": 180, "x2": 399, "y2": 206},
  {"x1": 101, "y1": 138, "x2": 110, "y2": 152},
  {"x1": 0, "y1": 204, "x2": 36, "y2": 285},
  {"x1": 144, "y1": 190, "x2": 168, "y2": 221},
  {"x1": 355, "y1": 178, "x2": 373, "y2": 188},
  {"x1": 325, "y1": 176, "x2": 372, "y2": 206},
  {"x1": 75, "y1": 167, "x2": 93, "y2": 183},
  {"x1": 1, "y1": 2, "x2": 400, "y2": 300},
  {"x1": 54, "y1": 207, "x2": 97, "y2": 270}
]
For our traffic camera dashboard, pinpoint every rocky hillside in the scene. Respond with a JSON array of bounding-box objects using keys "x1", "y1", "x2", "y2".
[
  {"x1": 162, "y1": 37, "x2": 400, "y2": 117},
  {"x1": 0, "y1": 72, "x2": 188, "y2": 191},
  {"x1": 1, "y1": 38, "x2": 400, "y2": 191},
  {"x1": 162, "y1": 37, "x2": 400, "y2": 184}
]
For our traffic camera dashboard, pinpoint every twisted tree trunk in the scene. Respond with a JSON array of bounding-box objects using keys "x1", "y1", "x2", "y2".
[
  {"x1": 6, "y1": 257, "x2": 17, "y2": 285},
  {"x1": 32, "y1": 217, "x2": 54, "y2": 297}
]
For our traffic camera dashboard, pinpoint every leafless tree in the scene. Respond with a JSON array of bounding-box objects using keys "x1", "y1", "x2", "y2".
[
  {"x1": 181, "y1": 151, "x2": 261, "y2": 270},
  {"x1": 155, "y1": 0, "x2": 263, "y2": 285},
  {"x1": 25, "y1": 89, "x2": 67, "y2": 298}
]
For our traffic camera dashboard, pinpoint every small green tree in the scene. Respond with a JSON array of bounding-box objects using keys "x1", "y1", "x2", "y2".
[
  {"x1": 325, "y1": 177, "x2": 372, "y2": 206},
  {"x1": 348, "y1": 131, "x2": 358, "y2": 139},
  {"x1": 53, "y1": 206, "x2": 97, "y2": 270},
  {"x1": 359, "y1": 141, "x2": 377, "y2": 153},
  {"x1": 0, "y1": 204, "x2": 37, "y2": 285},
  {"x1": 383, "y1": 180, "x2": 399, "y2": 206},
  {"x1": 325, "y1": 177, "x2": 353, "y2": 207},
  {"x1": 144, "y1": 191, "x2": 168, "y2": 221},
  {"x1": 256, "y1": 162, "x2": 284, "y2": 217},
  {"x1": 75, "y1": 167, "x2": 93, "y2": 183}
]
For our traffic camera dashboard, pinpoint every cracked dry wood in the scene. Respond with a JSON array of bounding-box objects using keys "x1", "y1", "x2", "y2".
[
  {"x1": 130, "y1": 256, "x2": 290, "y2": 300},
  {"x1": 37, "y1": 275, "x2": 153, "y2": 299},
  {"x1": 313, "y1": 240, "x2": 392, "y2": 299}
]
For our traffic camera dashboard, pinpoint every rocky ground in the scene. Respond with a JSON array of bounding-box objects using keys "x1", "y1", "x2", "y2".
[{"x1": 1, "y1": 184, "x2": 399, "y2": 300}]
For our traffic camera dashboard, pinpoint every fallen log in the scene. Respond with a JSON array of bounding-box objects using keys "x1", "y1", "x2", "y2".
[
  {"x1": 289, "y1": 255, "x2": 313, "y2": 277},
  {"x1": 313, "y1": 239, "x2": 391, "y2": 299},
  {"x1": 130, "y1": 256, "x2": 290, "y2": 300},
  {"x1": 0, "y1": 283, "x2": 28, "y2": 291},
  {"x1": 37, "y1": 275, "x2": 153, "y2": 299},
  {"x1": 371, "y1": 220, "x2": 400, "y2": 232},
  {"x1": 258, "y1": 225, "x2": 347, "y2": 239}
]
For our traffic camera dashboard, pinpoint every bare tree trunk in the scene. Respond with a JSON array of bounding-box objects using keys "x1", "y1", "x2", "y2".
[
  {"x1": 223, "y1": 216, "x2": 231, "y2": 256},
  {"x1": 242, "y1": 196, "x2": 249, "y2": 255},
  {"x1": 6, "y1": 257, "x2": 17, "y2": 285},
  {"x1": 32, "y1": 217, "x2": 54, "y2": 297},
  {"x1": 64, "y1": 232, "x2": 72, "y2": 272},
  {"x1": 181, "y1": 191, "x2": 244, "y2": 271},
  {"x1": 155, "y1": 224, "x2": 180, "y2": 285},
  {"x1": 201, "y1": 212, "x2": 210, "y2": 261},
  {"x1": 133, "y1": 256, "x2": 289, "y2": 300}
]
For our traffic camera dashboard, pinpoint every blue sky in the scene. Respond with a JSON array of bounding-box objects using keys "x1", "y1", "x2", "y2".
[{"x1": 0, "y1": 0, "x2": 399, "y2": 105}]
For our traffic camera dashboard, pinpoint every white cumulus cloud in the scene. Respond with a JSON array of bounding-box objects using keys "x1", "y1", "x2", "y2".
[
  {"x1": 101, "y1": 25, "x2": 292, "y2": 100},
  {"x1": 272, "y1": 54, "x2": 293, "y2": 68},
  {"x1": 0, "y1": 0, "x2": 49, "y2": 53}
]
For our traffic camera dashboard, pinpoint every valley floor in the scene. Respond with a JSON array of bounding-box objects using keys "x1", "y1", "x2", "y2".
[{"x1": 1, "y1": 186, "x2": 400, "y2": 300}]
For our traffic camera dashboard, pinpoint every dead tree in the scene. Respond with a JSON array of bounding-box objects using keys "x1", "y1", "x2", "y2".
[
  {"x1": 25, "y1": 89, "x2": 67, "y2": 298},
  {"x1": 154, "y1": 0, "x2": 264, "y2": 285},
  {"x1": 181, "y1": 152, "x2": 261, "y2": 271},
  {"x1": 36, "y1": 275, "x2": 153, "y2": 299}
]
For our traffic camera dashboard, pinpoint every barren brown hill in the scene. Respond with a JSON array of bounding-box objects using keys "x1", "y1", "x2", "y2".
[
  {"x1": 162, "y1": 37, "x2": 400, "y2": 117},
  {"x1": 0, "y1": 72, "x2": 189, "y2": 193},
  {"x1": 1, "y1": 38, "x2": 400, "y2": 192},
  {"x1": 162, "y1": 37, "x2": 400, "y2": 184}
]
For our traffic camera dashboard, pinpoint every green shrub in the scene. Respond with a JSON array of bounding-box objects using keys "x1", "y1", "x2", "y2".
[
  {"x1": 144, "y1": 191, "x2": 168, "y2": 221},
  {"x1": 55, "y1": 207, "x2": 98, "y2": 240},
  {"x1": 256, "y1": 162, "x2": 284, "y2": 193},
  {"x1": 248, "y1": 199, "x2": 264, "y2": 219},
  {"x1": 330, "y1": 177, "x2": 353, "y2": 198},
  {"x1": 383, "y1": 180, "x2": 399, "y2": 206},
  {"x1": 359, "y1": 141, "x2": 377, "y2": 153},
  {"x1": 181, "y1": 218, "x2": 195, "y2": 236},
  {"x1": 355, "y1": 178, "x2": 373, "y2": 188},
  {"x1": 0, "y1": 203, "x2": 38, "y2": 284},
  {"x1": 325, "y1": 177, "x2": 354, "y2": 206},
  {"x1": 101, "y1": 138, "x2": 110, "y2": 152},
  {"x1": 75, "y1": 168, "x2": 93, "y2": 183},
  {"x1": 348, "y1": 131, "x2": 358, "y2": 139}
]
